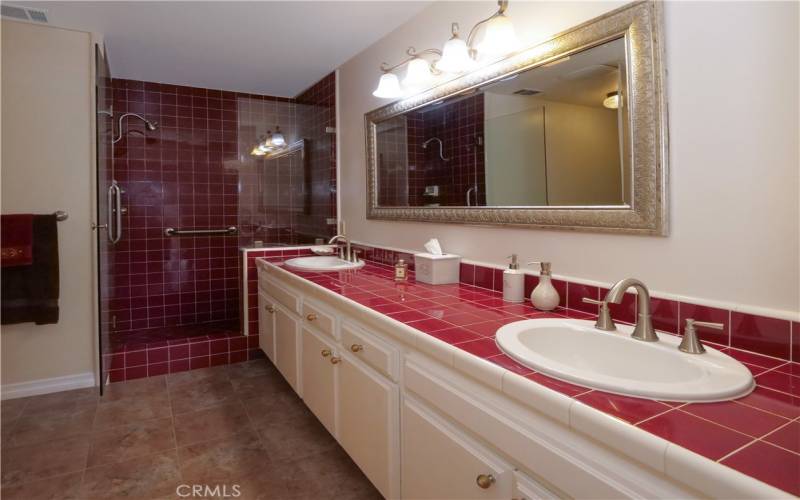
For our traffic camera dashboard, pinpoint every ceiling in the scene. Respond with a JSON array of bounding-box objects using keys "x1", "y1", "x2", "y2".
[{"x1": 13, "y1": 1, "x2": 430, "y2": 97}]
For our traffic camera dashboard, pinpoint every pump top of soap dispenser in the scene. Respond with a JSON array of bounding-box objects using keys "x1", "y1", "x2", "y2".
[
  {"x1": 528, "y1": 261, "x2": 552, "y2": 276},
  {"x1": 507, "y1": 254, "x2": 520, "y2": 270}
]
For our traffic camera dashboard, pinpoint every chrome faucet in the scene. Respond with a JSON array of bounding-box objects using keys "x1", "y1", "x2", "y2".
[
  {"x1": 603, "y1": 278, "x2": 658, "y2": 342},
  {"x1": 328, "y1": 221, "x2": 355, "y2": 262}
]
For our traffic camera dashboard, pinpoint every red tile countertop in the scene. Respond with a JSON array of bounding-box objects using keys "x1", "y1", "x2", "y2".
[{"x1": 264, "y1": 257, "x2": 800, "y2": 496}]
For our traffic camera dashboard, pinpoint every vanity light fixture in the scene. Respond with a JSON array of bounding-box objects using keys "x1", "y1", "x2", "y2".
[
  {"x1": 373, "y1": 47, "x2": 442, "y2": 98},
  {"x1": 250, "y1": 126, "x2": 288, "y2": 157},
  {"x1": 373, "y1": 1, "x2": 519, "y2": 99},
  {"x1": 603, "y1": 91, "x2": 620, "y2": 109}
]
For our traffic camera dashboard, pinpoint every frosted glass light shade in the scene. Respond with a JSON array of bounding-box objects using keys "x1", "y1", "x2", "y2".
[
  {"x1": 271, "y1": 130, "x2": 286, "y2": 147},
  {"x1": 403, "y1": 57, "x2": 433, "y2": 88},
  {"x1": 373, "y1": 73, "x2": 402, "y2": 98},
  {"x1": 603, "y1": 92, "x2": 619, "y2": 109},
  {"x1": 477, "y1": 14, "x2": 518, "y2": 57},
  {"x1": 437, "y1": 36, "x2": 475, "y2": 73}
]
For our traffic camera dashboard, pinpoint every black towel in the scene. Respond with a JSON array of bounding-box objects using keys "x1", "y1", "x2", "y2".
[{"x1": 1, "y1": 214, "x2": 60, "y2": 325}]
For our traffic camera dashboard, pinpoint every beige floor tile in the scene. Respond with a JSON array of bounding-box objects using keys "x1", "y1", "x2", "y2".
[
  {"x1": 101, "y1": 375, "x2": 167, "y2": 402},
  {"x1": 226, "y1": 359, "x2": 274, "y2": 380},
  {"x1": 87, "y1": 417, "x2": 176, "y2": 468},
  {"x1": 1, "y1": 435, "x2": 90, "y2": 488},
  {"x1": 177, "y1": 431, "x2": 272, "y2": 483},
  {"x1": 256, "y1": 410, "x2": 339, "y2": 462},
  {"x1": 93, "y1": 393, "x2": 172, "y2": 430},
  {"x1": 229, "y1": 372, "x2": 291, "y2": 399},
  {"x1": 6, "y1": 406, "x2": 96, "y2": 447},
  {"x1": 241, "y1": 390, "x2": 311, "y2": 427},
  {"x1": 295, "y1": 448, "x2": 382, "y2": 500},
  {"x1": 169, "y1": 379, "x2": 238, "y2": 415},
  {"x1": 173, "y1": 402, "x2": 252, "y2": 447},
  {"x1": 0, "y1": 398, "x2": 28, "y2": 422},
  {"x1": 20, "y1": 388, "x2": 98, "y2": 418},
  {"x1": 80, "y1": 450, "x2": 182, "y2": 500},
  {"x1": 167, "y1": 365, "x2": 230, "y2": 391},
  {"x1": 0, "y1": 471, "x2": 83, "y2": 500}
]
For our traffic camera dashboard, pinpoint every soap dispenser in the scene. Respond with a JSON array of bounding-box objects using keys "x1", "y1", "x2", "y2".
[
  {"x1": 528, "y1": 261, "x2": 560, "y2": 311},
  {"x1": 502, "y1": 254, "x2": 524, "y2": 303}
]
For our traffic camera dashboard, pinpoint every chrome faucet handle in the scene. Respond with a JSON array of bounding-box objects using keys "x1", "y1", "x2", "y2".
[
  {"x1": 679, "y1": 318, "x2": 722, "y2": 354},
  {"x1": 582, "y1": 298, "x2": 616, "y2": 331},
  {"x1": 351, "y1": 249, "x2": 362, "y2": 263}
]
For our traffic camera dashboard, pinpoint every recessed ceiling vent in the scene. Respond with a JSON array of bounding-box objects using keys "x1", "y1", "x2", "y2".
[
  {"x1": 513, "y1": 89, "x2": 541, "y2": 96},
  {"x1": 1, "y1": 4, "x2": 48, "y2": 23}
]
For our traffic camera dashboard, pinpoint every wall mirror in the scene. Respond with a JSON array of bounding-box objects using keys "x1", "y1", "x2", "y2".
[{"x1": 365, "y1": 1, "x2": 668, "y2": 235}]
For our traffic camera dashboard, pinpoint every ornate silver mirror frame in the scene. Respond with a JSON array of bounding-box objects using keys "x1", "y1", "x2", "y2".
[{"x1": 365, "y1": 0, "x2": 668, "y2": 235}]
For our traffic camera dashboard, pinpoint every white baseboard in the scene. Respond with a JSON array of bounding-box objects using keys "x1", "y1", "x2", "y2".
[{"x1": 1, "y1": 371, "x2": 96, "y2": 400}]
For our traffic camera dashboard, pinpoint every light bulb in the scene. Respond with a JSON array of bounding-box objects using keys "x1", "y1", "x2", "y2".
[
  {"x1": 403, "y1": 57, "x2": 433, "y2": 88},
  {"x1": 477, "y1": 14, "x2": 518, "y2": 57},
  {"x1": 372, "y1": 72, "x2": 402, "y2": 98},
  {"x1": 250, "y1": 146, "x2": 266, "y2": 156},
  {"x1": 437, "y1": 35, "x2": 475, "y2": 73},
  {"x1": 271, "y1": 127, "x2": 286, "y2": 147},
  {"x1": 603, "y1": 91, "x2": 619, "y2": 109}
]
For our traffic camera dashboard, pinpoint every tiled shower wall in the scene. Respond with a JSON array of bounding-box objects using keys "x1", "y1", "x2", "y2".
[
  {"x1": 106, "y1": 73, "x2": 337, "y2": 335},
  {"x1": 108, "y1": 79, "x2": 242, "y2": 333}
]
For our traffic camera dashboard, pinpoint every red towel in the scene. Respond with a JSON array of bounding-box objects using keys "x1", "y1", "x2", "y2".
[{"x1": 1, "y1": 214, "x2": 34, "y2": 267}]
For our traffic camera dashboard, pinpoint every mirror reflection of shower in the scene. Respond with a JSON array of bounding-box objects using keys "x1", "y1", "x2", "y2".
[
  {"x1": 422, "y1": 137, "x2": 450, "y2": 162},
  {"x1": 98, "y1": 111, "x2": 158, "y2": 143}
]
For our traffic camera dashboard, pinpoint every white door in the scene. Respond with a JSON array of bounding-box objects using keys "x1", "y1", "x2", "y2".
[
  {"x1": 300, "y1": 327, "x2": 337, "y2": 434},
  {"x1": 274, "y1": 306, "x2": 300, "y2": 394},
  {"x1": 257, "y1": 291, "x2": 276, "y2": 362},
  {"x1": 402, "y1": 398, "x2": 512, "y2": 500},
  {"x1": 338, "y1": 353, "x2": 399, "y2": 499}
]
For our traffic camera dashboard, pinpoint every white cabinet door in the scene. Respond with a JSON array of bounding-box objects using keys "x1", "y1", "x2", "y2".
[
  {"x1": 338, "y1": 353, "x2": 399, "y2": 499},
  {"x1": 274, "y1": 306, "x2": 300, "y2": 394},
  {"x1": 257, "y1": 291, "x2": 276, "y2": 363},
  {"x1": 402, "y1": 398, "x2": 512, "y2": 500},
  {"x1": 513, "y1": 471, "x2": 561, "y2": 500},
  {"x1": 301, "y1": 327, "x2": 337, "y2": 435}
]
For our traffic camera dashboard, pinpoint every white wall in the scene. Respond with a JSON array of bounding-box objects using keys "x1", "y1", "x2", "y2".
[
  {"x1": 338, "y1": 1, "x2": 800, "y2": 316},
  {"x1": 1, "y1": 21, "x2": 97, "y2": 390}
]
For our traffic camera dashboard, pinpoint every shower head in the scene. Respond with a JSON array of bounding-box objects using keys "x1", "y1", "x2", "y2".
[
  {"x1": 113, "y1": 113, "x2": 158, "y2": 143},
  {"x1": 145, "y1": 120, "x2": 158, "y2": 131}
]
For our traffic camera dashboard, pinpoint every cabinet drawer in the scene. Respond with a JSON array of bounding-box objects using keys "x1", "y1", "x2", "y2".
[
  {"x1": 341, "y1": 322, "x2": 398, "y2": 381},
  {"x1": 262, "y1": 278, "x2": 300, "y2": 315},
  {"x1": 302, "y1": 300, "x2": 335, "y2": 339}
]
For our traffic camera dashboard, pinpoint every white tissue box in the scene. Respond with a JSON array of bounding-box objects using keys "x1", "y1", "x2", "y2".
[{"x1": 414, "y1": 253, "x2": 461, "y2": 285}]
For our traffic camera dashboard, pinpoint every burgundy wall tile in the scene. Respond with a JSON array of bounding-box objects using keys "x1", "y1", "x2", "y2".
[
  {"x1": 793, "y1": 322, "x2": 799, "y2": 362},
  {"x1": 567, "y1": 283, "x2": 599, "y2": 314},
  {"x1": 679, "y1": 303, "x2": 729, "y2": 345},
  {"x1": 459, "y1": 263, "x2": 475, "y2": 285},
  {"x1": 731, "y1": 312, "x2": 791, "y2": 360},
  {"x1": 474, "y1": 266, "x2": 494, "y2": 290},
  {"x1": 651, "y1": 297, "x2": 679, "y2": 334}
]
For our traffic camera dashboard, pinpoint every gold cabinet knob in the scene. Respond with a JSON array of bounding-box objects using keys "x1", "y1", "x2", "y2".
[
  {"x1": 476, "y1": 474, "x2": 495, "y2": 489},
  {"x1": 321, "y1": 349, "x2": 331, "y2": 358},
  {"x1": 330, "y1": 356, "x2": 341, "y2": 365},
  {"x1": 265, "y1": 305, "x2": 275, "y2": 314},
  {"x1": 350, "y1": 344, "x2": 364, "y2": 353},
  {"x1": 306, "y1": 313, "x2": 317, "y2": 321}
]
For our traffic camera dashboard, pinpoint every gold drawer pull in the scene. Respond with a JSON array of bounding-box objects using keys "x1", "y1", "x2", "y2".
[
  {"x1": 321, "y1": 349, "x2": 331, "y2": 358},
  {"x1": 265, "y1": 305, "x2": 275, "y2": 314},
  {"x1": 476, "y1": 474, "x2": 495, "y2": 489},
  {"x1": 350, "y1": 344, "x2": 364, "y2": 353},
  {"x1": 306, "y1": 313, "x2": 318, "y2": 321},
  {"x1": 330, "y1": 356, "x2": 341, "y2": 365}
]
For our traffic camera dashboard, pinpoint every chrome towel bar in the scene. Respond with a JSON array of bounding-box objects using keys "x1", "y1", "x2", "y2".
[{"x1": 164, "y1": 226, "x2": 238, "y2": 237}]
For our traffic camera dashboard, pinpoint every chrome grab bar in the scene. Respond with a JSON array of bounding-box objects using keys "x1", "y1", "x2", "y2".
[
  {"x1": 106, "y1": 182, "x2": 123, "y2": 244},
  {"x1": 164, "y1": 226, "x2": 238, "y2": 237}
]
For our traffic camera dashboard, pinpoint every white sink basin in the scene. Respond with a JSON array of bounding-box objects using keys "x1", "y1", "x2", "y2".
[
  {"x1": 284, "y1": 256, "x2": 365, "y2": 272},
  {"x1": 495, "y1": 319, "x2": 754, "y2": 402}
]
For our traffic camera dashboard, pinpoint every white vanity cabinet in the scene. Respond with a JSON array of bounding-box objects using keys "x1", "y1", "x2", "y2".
[
  {"x1": 402, "y1": 398, "x2": 513, "y2": 499},
  {"x1": 300, "y1": 326, "x2": 338, "y2": 435},
  {"x1": 274, "y1": 305, "x2": 301, "y2": 394},
  {"x1": 338, "y1": 350, "x2": 399, "y2": 498},
  {"x1": 257, "y1": 290, "x2": 276, "y2": 362},
  {"x1": 256, "y1": 263, "x2": 721, "y2": 500}
]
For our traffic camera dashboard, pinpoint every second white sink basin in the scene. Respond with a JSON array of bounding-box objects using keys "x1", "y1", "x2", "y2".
[
  {"x1": 284, "y1": 256, "x2": 365, "y2": 272},
  {"x1": 495, "y1": 319, "x2": 754, "y2": 402}
]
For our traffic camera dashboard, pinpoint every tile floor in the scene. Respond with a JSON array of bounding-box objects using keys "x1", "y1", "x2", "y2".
[{"x1": 1, "y1": 359, "x2": 381, "y2": 499}]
